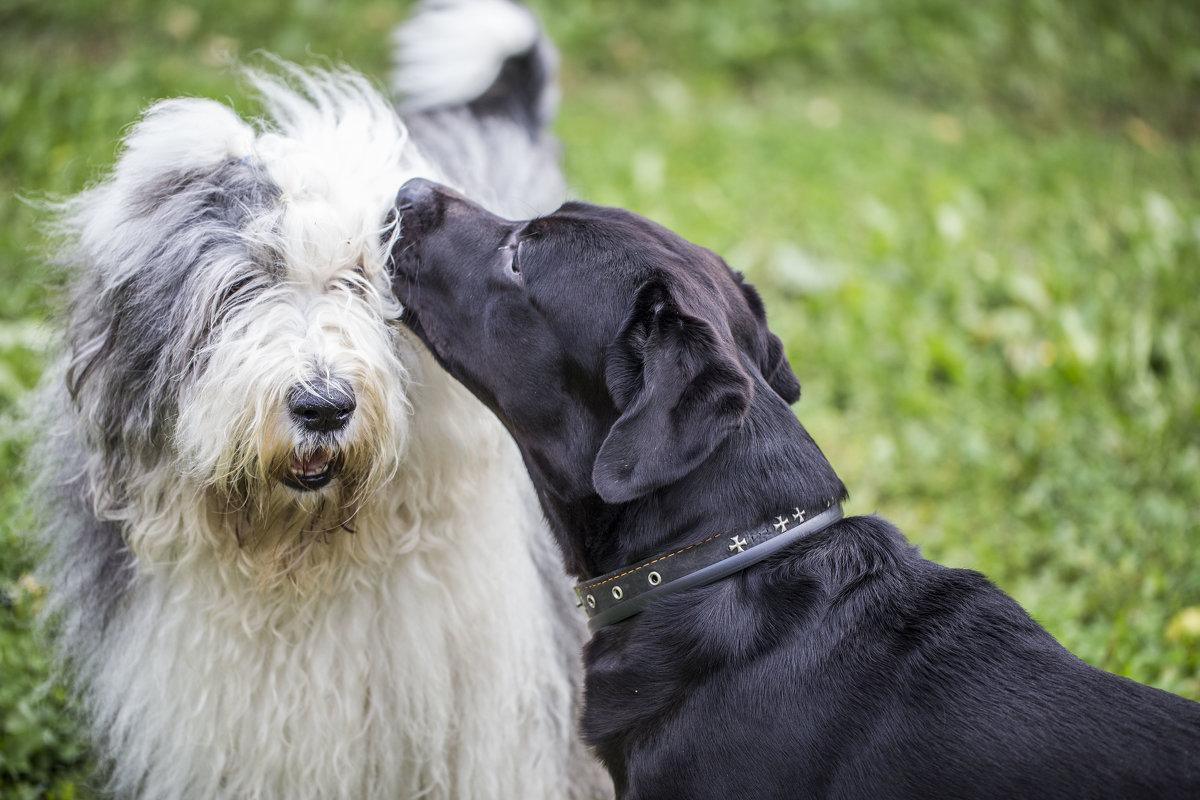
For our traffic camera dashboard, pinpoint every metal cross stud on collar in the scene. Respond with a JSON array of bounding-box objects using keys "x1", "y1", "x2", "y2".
[{"x1": 575, "y1": 504, "x2": 845, "y2": 631}]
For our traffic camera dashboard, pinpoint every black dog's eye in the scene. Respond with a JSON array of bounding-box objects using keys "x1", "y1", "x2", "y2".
[
  {"x1": 504, "y1": 237, "x2": 530, "y2": 282},
  {"x1": 504, "y1": 228, "x2": 539, "y2": 282}
]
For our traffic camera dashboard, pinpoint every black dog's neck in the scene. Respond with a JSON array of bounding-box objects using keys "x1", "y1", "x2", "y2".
[{"x1": 541, "y1": 387, "x2": 847, "y2": 580}]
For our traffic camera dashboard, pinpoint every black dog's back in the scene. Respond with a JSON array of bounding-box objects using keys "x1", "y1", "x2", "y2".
[{"x1": 585, "y1": 514, "x2": 1200, "y2": 799}]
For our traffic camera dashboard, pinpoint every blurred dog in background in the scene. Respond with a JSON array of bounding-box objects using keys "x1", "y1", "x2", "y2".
[{"x1": 28, "y1": 1, "x2": 608, "y2": 797}]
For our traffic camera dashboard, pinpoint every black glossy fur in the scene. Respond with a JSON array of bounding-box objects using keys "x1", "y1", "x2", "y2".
[{"x1": 389, "y1": 178, "x2": 1200, "y2": 799}]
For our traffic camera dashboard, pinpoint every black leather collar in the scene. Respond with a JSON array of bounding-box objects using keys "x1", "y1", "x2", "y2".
[{"x1": 575, "y1": 503, "x2": 844, "y2": 631}]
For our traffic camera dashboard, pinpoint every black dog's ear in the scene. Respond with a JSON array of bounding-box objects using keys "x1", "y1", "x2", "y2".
[
  {"x1": 593, "y1": 280, "x2": 753, "y2": 504},
  {"x1": 736, "y1": 276, "x2": 801, "y2": 404}
]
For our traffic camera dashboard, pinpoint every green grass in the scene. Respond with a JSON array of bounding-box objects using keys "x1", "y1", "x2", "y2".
[{"x1": 2, "y1": 1, "x2": 1199, "y2": 796}]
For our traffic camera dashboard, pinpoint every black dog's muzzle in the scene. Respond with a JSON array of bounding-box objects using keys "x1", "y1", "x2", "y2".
[
  {"x1": 393, "y1": 177, "x2": 474, "y2": 242},
  {"x1": 394, "y1": 177, "x2": 439, "y2": 224}
]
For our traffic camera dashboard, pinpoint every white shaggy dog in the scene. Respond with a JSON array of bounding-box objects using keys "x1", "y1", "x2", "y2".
[{"x1": 29, "y1": 1, "x2": 608, "y2": 798}]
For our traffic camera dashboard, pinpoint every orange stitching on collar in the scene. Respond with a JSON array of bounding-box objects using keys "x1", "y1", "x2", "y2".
[{"x1": 580, "y1": 527, "x2": 738, "y2": 589}]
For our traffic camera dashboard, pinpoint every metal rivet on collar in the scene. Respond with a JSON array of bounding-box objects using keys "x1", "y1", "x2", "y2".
[{"x1": 575, "y1": 503, "x2": 845, "y2": 631}]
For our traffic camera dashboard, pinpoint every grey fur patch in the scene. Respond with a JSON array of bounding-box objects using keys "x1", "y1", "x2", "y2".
[
  {"x1": 29, "y1": 158, "x2": 282, "y2": 648},
  {"x1": 63, "y1": 159, "x2": 281, "y2": 488}
]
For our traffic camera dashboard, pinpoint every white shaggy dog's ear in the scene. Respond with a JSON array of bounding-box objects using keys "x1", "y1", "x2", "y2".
[
  {"x1": 72, "y1": 98, "x2": 258, "y2": 272},
  {"x1": 117, "y1": 98, "x2": 256, "y2": 180}
]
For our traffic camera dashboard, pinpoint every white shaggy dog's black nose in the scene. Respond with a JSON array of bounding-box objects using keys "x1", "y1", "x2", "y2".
[{"x1": 288, "y1": 381, "x2": 356, "y2": 433}]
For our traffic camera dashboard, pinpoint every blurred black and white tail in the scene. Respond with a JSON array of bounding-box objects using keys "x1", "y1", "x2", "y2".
[{"x1": 392, "y1": 0, "x2": 559, "y2": 134}]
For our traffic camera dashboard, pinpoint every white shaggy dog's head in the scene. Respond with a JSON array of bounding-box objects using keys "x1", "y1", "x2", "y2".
[{"x1": 56, "y1": 68, "x2": 438, "y2": 584}]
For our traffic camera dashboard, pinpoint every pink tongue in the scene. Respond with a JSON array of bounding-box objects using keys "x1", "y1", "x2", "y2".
[{"x1": 292, "y1": 452, "x2": 330, "y2": 475}]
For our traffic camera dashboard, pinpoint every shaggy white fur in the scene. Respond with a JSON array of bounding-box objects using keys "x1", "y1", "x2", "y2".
[{"x1": 31, "y1": 3, "x2": 607, "y2": 798}]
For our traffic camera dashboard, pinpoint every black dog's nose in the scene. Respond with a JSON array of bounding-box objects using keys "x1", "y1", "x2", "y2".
[
  {"x1": 393, "y1": 178, "x2": 445, "y2": 243},
  {"x1": 395, "y1": 177, "x2": 439, "y2": 212},
  {"x1": 288, "y1": 380, "x2": 356, "y2": 433}
]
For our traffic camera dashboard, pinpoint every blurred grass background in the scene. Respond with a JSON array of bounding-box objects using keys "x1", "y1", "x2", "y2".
[{"x1": 2, "y1": 0, "x2": 1198, "y2": 795}]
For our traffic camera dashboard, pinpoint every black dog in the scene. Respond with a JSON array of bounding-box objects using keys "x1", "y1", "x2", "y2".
[{"x1": 389, "y1": 177, "x2": 1200, "y2": 799}]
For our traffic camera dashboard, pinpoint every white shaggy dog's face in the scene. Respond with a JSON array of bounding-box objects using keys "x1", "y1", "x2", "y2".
[
  {"x1": 172, "y1": 220, "x2": 412, "y2": 559},
  {"x1": 60, "y1": 71, "x2": 435, "y2": 580}
]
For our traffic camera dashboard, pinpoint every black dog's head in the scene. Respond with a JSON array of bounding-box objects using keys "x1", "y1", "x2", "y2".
[{"x1": 390, "y1": 178, "x2": 810, "y2": 570}]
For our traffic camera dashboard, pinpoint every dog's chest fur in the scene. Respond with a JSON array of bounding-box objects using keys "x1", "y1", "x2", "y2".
[{"x1": 87, "y1": 426, "x2": 580, "y2": 799}]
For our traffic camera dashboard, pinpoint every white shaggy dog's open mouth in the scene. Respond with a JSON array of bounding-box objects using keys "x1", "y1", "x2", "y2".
[{"x1": 286, "y1": 448, "x2": 338, "y2": 490}]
